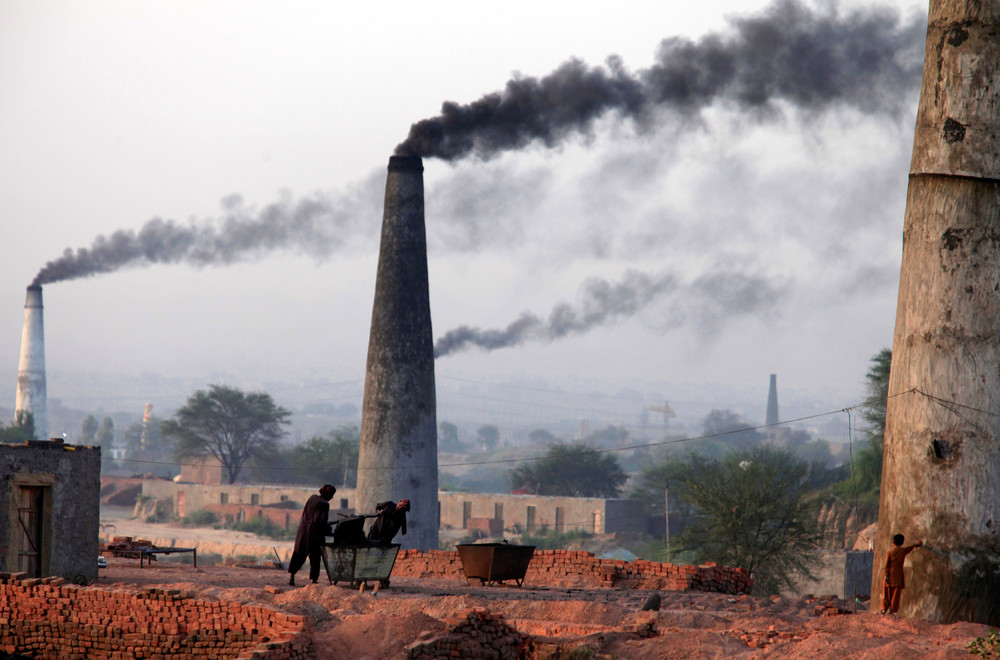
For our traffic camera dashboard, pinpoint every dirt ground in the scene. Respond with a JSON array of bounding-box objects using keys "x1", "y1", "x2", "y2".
[{"x1": 93, "y1": 555, "x2": 992, "y2": 659}]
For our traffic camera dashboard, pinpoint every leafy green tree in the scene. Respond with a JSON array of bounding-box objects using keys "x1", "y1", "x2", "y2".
[
  {"x1": 509, "y1": 441, "x2": 627, "y2": 498},
  {"x1": 280, "y1": 426, "x2": 359, "y2": 487},
  {"x1": 827, "y1": 348, "x2": 891, "y2": 522},
  {"x1": 439, "y1": 421, "x2": 467, "y2": 452},
  {"x1": 477, "y1": 424, "x2": 499, "y2": 452},
  {"x1": 676, "y1": 445, "x2": 823, "y2": 595},
  {"x1": 528, "y1": 429, "x2": 558, "y2": 444},
  {"x1": 164, "y1": 384, "x2": 291, "y2": 484},
  {"x1": 584, "y1": 425, "x2": 630, "y2": 449},
  {"x1": 96, "y1": 417, "x2": 114, "y2": 449},
  {"x1": 80, "y1": 414, "x2": 98, "y2": 445},
  {"x1": 0, "y1": 411, "x2": 34, "y2": 443}
]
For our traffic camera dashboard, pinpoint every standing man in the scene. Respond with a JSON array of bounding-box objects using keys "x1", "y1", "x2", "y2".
[
  {"x1": 288, "y1": 484, "x2": 336, "y2": 586},
  {"x1": 881, "y1": 533, "x2": 923, "y2": 615}
]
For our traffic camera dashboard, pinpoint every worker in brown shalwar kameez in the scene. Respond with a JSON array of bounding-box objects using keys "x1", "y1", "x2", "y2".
[
  {"x1": 288, "y1": 484, "x2": 336, "y2": 586},
  {"x1": 881, "y1": 533, "x2": 923, "y2": 614}
]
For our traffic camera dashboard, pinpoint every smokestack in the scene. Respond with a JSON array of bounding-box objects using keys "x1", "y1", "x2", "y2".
[
  {"x1": 765, "y1": 374, "x2": 779, "y2": 427},
  {"x1": 356, "y1": 155, "x2": 439, "y2": 550},
  {"x1": 15, "y1": 285, "x2": 47, "y2": 440},
  {"x1": 874, "y1": 3, "x2": 1000, "y2": 624}
]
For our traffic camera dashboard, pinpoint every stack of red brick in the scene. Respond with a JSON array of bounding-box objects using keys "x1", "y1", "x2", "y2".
[
  {"x1": 102, "y1": 536, "x2": 155, "y2": 559},
  {"x1": 0, "y1": 573, "x2": 311, "y2": 659},
  {"x1": 392, "y1": 549, "x2": 752, "y2": 594},
  {"x1": 405, "y1": 607, "x2": 527, "y2": 659}
]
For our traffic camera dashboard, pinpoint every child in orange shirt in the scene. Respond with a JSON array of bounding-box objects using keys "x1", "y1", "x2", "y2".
[{"x1": 881, "y1": 533, "x2": 923, "y2": 614}]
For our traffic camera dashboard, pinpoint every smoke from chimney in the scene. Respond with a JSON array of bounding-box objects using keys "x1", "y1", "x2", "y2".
[
  {"x1": 434, "y1": 269, "x2": 786, "y2": 357},
  {"x1": 30, "y1": 179, "x2": 382, "y2": 286},
  {"x1": 395, "y1": 0, "x2": 924, "y2": 160}
]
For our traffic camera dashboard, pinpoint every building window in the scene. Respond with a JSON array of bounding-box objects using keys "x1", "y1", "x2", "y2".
[
  {"x1": 494, "y1": 502, "x2": 503, "y2": 520},
  {"x1": 220, "y1": 493, "x2": 228, "y2": 505},
  {"x1": 462, "y1": 501, "x2": 472, "y2": 529},
  {"x1": 340, "y1": 498, "x2": 348, "y2": 509},
  {"x1": 555, "y1": 507, "x2": 565, "y2": 533},
  {"x1": 526, "y1": 506, "x2": 536, "y2": 534},
  {"x1": 250, "y1": 494, "x2": 260, "y2": 505},
  {"x1": 280, "y1": 495, "x2": 289, "y2": 502}
]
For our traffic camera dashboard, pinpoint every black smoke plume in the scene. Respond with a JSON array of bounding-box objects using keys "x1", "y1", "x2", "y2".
[
  {"x1": 433, "y1": 269, "x2": 785, "y2": 357},
  {"x1": 31, "y1": 178, "x2": 382, "y2": 286},
  {"x1": 396, "y1": 0, "x2": 924, "y2": 160}
]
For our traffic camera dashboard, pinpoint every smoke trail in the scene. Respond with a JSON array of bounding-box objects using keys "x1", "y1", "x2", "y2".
[
  {"x1": 31, "y1": 175, "x2": 383, "y2": 286},
  {"x1": 433, "y1": 269, "x2": 785, "y2": 357},
  {"x1": 396, "y1": 0, "x2": 924, "y2": 160}
]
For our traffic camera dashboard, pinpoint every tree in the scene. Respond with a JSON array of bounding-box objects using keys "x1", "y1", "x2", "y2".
[
  {"x1": 164, "y1": 384, "x2": 291, "y2": 484},
  {"x1": 477, "y1": 424, "x2": 499, "y2": 452},
  {"x1": 439, "y1": 422, "x2": 467, "y2": 452},
  {"x1": 278, "y1": 426, "x2": 360, "y2": 487},
  {"x1": 79, "y1": 414, "x2": 98, "y2": 445},
  {"x1": 509, "y1": 441, "x2": 627, "y2": 498},
  {"x1": 676, "y1": 445, "x2": 822, "y2": 595},
  {"x1": 0, "y1": 411, "x2": 34, "y2": 444},
  {"x1": 828, "y1": 348, "x2": 891, "y2": 522},
  {"x1": 96, "y1": 417, "x2": 114, "y2": 449}
]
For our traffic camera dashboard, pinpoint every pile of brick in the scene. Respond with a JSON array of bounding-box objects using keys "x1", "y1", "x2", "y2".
[
  {"x1": 405, "y1": 607, "x2": 528, "y2": 659},
  {"x1": 0, "y1": 572, "x2": 311, "y2": 659},
  {"x1": 392, "y1": 548, "x2": 752, "y2": 594},
  {"x1": 101, "y1": 536, "x2": 155, "y2": 559}
]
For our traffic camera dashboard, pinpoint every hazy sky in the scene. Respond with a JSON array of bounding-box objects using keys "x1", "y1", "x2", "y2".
[{"x1": 1, "y1": 0, "x2": 927, "y2": 415}]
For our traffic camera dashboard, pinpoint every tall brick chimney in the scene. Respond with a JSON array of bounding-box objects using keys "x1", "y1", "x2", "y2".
[
  {"x1": 356, "y1": 155, "x2": 439, "y2": 550},
  {"x1": 15, "y1": 285, "x2": 47, "y2": 440}
]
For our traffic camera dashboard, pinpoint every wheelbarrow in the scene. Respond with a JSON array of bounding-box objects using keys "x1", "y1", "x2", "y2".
[
  {"x1": 456, "y1": 542, "x2": 535, "y2": 587},
  {"x1": 321, "y1": 514, "x2": 400, "y2": 588}
]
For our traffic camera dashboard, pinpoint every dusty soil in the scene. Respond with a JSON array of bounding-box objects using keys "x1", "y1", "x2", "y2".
[{"x1": 93, "y1": 556, "x2": 992, "y2": 659}]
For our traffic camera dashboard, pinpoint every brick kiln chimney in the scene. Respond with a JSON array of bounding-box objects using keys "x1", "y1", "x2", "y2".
[
  {"x1": 874, "y1": 4, "x2": 1000, "y2": 624},
  {"x1": 15, "y1": 285, "x2": 47, "y2": 440},
  {"x1": 765, "y1": 374, "x2": 779, "y2": 427},
  {"x1": 357, "y1": 155, "x2": 439, "y2": 550}
]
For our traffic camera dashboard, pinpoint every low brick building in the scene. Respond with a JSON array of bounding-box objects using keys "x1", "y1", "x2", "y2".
[{"x1": 0, "y1": 439, "x2": 101, "y2": 582}]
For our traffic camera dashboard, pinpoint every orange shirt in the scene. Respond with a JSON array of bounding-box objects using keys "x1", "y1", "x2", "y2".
[{"x1": 884, "y1": 544, "x2": 919, "y2": 587}]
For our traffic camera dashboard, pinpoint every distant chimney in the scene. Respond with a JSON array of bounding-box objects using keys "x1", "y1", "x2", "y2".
[
  {"x1": 765, "y1": 374, "x2": 779, "y2": 427},
  {"x1": 356, "y1": 155, "x2": 439, "y2": 550},
  {"x1": 15, "y1": 285, "x2": 47, "y2": 440}
]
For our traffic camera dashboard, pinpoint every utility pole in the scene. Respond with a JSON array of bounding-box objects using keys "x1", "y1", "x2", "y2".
[
  {"x1": 874, "y1": 3, "x2": 1000, "y2": 625},
  {"x1": 664, "y1": 482, "x2": 671, "y2": 563}
]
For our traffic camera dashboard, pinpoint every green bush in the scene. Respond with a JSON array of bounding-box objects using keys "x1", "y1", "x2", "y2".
[
  {"x1": 968, "y1": 629, "x2": 1000, "y2": 658},
  {"x1": 182, "y1": 509, "x2": 219, "y2": 526},
  {"x1": 230, "y1": 513, "x2": 294, "y2": 541}
]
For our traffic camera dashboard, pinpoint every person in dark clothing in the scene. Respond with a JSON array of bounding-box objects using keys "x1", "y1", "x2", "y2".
[
  {"x1": 288, "y1": 484, "x2": 336, "y2": 586},
  {"x1": 367, "y1": 499, "x2": 410, "y2": 545}
]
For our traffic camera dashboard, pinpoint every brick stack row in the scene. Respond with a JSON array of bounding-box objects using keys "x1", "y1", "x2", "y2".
[
  {"x1": 405, "y1": 607, "x2": 528, "y2": 659},
  {"x1": 0, "y1": 573, "x2": 311, "y2": 659},
  {"x1": 391, "y1": 549, "x2": 752, "y2": 594}
]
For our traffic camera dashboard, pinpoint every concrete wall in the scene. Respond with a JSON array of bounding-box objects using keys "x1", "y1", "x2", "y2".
[
  {"x1": 438, "y1": 491, "x2": 645, "y2": 536},
  {"x1": 0, "y1": 440, "x2": 101, "y2": 582},
  {"x1": 141, "y1": 480, "x2": 358, "y2": 519}
]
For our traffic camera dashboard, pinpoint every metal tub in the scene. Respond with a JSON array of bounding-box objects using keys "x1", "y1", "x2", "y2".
[
  {"x1": 321, "y1": 543, "x2": 400, "y2": 587},
  {"x1": 456, "y1": 543, "x2": 535, "y2": 587}
]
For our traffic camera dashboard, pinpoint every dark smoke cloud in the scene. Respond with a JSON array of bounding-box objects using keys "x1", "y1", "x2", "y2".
[
  {"x1": 31, "y1": 174, "x2": 383, "y2": 286},
  {"x1": 433, "y1": 269, "x2": 786, "y2": 357},
  {"x1": 396, "y1": 0, "x2": 924, "y2": 160}
]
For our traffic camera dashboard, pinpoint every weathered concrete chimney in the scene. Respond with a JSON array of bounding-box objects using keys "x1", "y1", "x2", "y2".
[
  {"x1": 765, "y1": 374, "x2": 779, "y2": 427},
  {"x1": 15, "y1": 285, "x2": 47, "y2": 440},
  {"x1": 357, "y1": 155, "x2": 439, "y2": 550},
  {"x1": 874, "y1": 3, "x2": 1000, "y2": 624}
]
